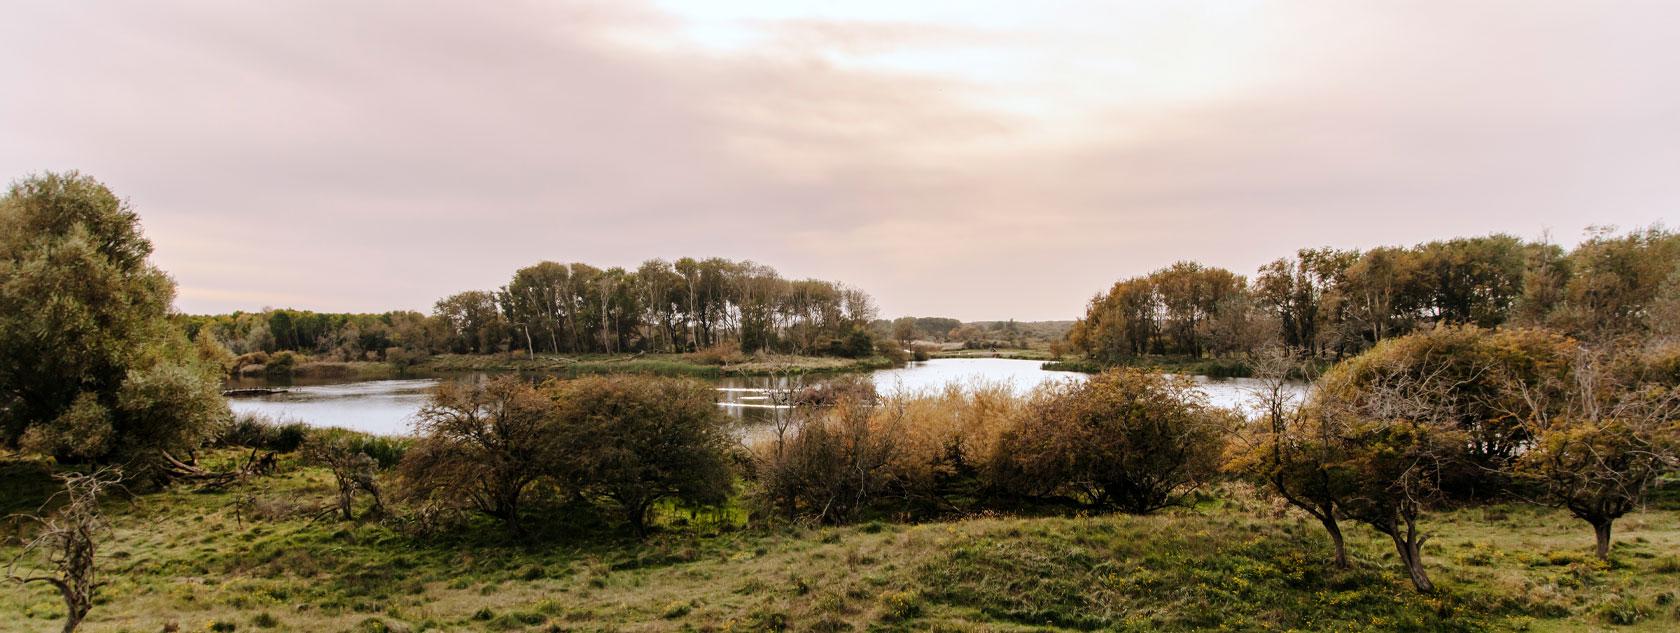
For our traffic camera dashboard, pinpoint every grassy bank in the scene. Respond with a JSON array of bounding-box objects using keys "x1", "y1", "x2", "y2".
[
  {"x1": 1044, "y1": 355, "x2": 1332, "y2": 379},
  {"x1": 240, "y1": 354, "x2": 900, "y2": 385},
  {"x1": 4, "y1": 455, "x2": 1676, "y2": 632},
  {"x1": 1043, "y1": 355, "x2": 1253, "y2": 378},
  {"x1": 927, "y1": 348, "x2": 1055, "y2": 361},
  {"x1": 416, "y1": 353, "x2": 898, "y2": 378}
]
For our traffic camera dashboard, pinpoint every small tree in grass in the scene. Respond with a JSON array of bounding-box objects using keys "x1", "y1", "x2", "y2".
[
  {"x1": 1314, "y1": 337, "x2": 1480, "y2": 593},
  {"x1": 1512, "y1": 347, "x2": 1680, "y2": 560},
  {"x1": 1227, "y1": 348, "x2": 1356, "y2": 568},
  {"x1": 305, "y1": 435, "x2": 386, "y2": 521},
  {"x1": 5, "y1": 469, "x2": 121, "y2": 633}
]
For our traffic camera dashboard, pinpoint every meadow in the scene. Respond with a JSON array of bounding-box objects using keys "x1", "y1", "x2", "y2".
[{"x1": 4, "y1": 452, "x2": 1676, "y2": 633}]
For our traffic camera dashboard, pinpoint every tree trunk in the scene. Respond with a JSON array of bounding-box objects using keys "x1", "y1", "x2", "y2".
[
  {"x1": 57, "y1": 584, "x2": 88, "y2": 633},
  {"x1": 496, "y1": 493, "x2": 523, "y2": 537},
  {"x1": 1594, "y1": 520, "x2": 1613, "y2": 561},
  {"x1": 628, "y1": 503, "x2": 649, "y2": 539},
  {"x1": 1390, "y1": 532, "x2": 1434, "y2": 593},
  {"x1": 338, "y1": 483, "x2": 354, "y2": 521},
  {"x1": 1320, "y1": 514, "x2": 1348, "y2": 569}
]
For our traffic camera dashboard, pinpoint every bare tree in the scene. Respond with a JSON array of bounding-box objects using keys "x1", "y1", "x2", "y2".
[
  {"x1": 1233, "y1": 348, "x2": 1352, "y2": 567},
  {"x1": 749, "y1": 362, "x2": 806, "y2": 523},
  {"x1": 305, "y1": 437, "x2": 386, "y2": 521},
  {"x1": 750, "y1": 373, "x2": 898, "y2": 525},
  {"x1": 397, "y1": 377, "x2": 556, "y2": 534},
  {"x1": 5, "y1": 469, "x2": 122, "y2": 633}
]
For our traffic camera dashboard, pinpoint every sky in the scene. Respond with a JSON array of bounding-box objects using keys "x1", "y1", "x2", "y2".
[{"x1": 2, "y1": 1, "x2": 1677, "y2": 321}]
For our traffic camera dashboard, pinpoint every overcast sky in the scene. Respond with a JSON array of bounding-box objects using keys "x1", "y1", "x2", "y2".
[{"x1": 3, "y1": 1, "x2": 1676, "y2": 321}]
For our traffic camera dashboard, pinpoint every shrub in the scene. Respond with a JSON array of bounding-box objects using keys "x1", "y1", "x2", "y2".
[
  {"x1": 751, "y1": 389, "x2": 898, "y2": 524},
  {"x1": 1596, "y1": 596, "x2": 1650, "y2": 625},
  {"x1": 215, "y1": 413, "x2": 310, "y2": 453},
  {"x1": 883, "y1": 383, "x2": 1023, "y2": 512},
  {"x1": 991, "y1": 369, "x2": 1229, "y2": 514},
  {"x1": 264, "y1": 351, "x2": 298, "y2": 380},
  {"x1": 310, "y1": 427, "x2": 409, "y2": 469},
  {"x1": 232, "y1": 351, "x2": 270, "y2": 376},
  {"x1": 689, "y1": 342, "x2": 746, "y2": 366},
  {"x1": 397, "y1": 377, "x2": 559, "y2": 533},
  {"x1": 876, "y1": 339, "x2": 910, "y2": 364},
  {"x1": 910, "y1": 344, "x2": 935, "y2": 362},
  {"x1": 551, "y1": 375, "x2": 734, "y2": 537}
]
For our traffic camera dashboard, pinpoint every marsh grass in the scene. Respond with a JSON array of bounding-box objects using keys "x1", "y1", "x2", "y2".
[{"x1": 2, "y1": 454, "x2": 1676, "y2": 632}]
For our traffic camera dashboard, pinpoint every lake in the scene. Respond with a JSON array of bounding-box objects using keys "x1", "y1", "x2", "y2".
[{"x1": 226, "y1": 358, "x2": 1306, "y2": 436}]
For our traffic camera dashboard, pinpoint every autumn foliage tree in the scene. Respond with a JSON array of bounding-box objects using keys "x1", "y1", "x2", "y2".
[
  {"x1": 1305, "y1": 326, "x2": 1572, "y2": 592},
  {"x1": 1512, "y1": 346, "x2": 1680, "y2": 560}
]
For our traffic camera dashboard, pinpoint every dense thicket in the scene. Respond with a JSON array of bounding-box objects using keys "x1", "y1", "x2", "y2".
[
  {"x1": 396, "y1": 375, "x2": 733, "y2": 536},
  {"x1": 1069, "y1": 230, "x2": 1680, "y2": 362},
  {"x1": 0, "y1": 173, "x2": 227, "y2": 472},
  {"x1": 744, "y1": 369, "x2": 1232, "y2": 524},
  {"x1": 183, "y1": 258, "x2": 881, "y2": 362},
  {"x1": 179, "y1": 309, "x2": 436, "y2": 362}
]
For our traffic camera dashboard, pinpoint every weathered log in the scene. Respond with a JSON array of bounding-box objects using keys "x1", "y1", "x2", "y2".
[
  {"x1": 221, "y1": 388, "x2": 288, "y2": 397},
  {"x1": 161, "y1": 447, "x2": 275, "y2": 489}
]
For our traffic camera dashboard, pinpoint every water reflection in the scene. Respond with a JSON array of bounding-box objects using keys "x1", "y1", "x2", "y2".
[
  {"x1": 226, "y1": 359, "x2": 1307, "y2": 437},
  {"x1": 227, "y1": 378, "x2": 438, "y2": 436}
]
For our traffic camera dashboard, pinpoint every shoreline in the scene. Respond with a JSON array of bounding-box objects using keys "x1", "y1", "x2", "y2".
[{"x1": 228, "y1": 353, "x2": 902, "y2": 385}]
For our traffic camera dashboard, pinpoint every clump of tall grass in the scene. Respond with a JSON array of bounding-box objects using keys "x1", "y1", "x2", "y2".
[
  {"x1": 688, "y1": 342, "x2": 748, "y2": 366},
  {"x1": 749, "y1": 381, "x2": 1024, "y2": 524},
  {"x1": 308, "y1": 427, "x2": 411, "y2": 469},
  {"x1": 216, "y1": 412, "x2": 311, "y2": 452}
]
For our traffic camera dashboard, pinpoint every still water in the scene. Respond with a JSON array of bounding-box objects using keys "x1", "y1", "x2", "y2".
[{"x1": 226, "y1": 358, "x2": 1305, "y2": 436}]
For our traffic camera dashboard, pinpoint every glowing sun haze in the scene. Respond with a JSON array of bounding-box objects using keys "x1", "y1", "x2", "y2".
[{"x1": 3, "y1": 1, "x2": 1676, "y2": 321}]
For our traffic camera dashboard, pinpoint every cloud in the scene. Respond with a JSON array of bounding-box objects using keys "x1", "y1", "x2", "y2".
[{"x1": 2, "y1": 1, "x2": 1676, "y2": 320}]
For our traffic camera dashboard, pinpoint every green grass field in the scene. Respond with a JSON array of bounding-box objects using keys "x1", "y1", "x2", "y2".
[{"x1": 3, "y1": 454, "x2": 1677, "y2": 632}]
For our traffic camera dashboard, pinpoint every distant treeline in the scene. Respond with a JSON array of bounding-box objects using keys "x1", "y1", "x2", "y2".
[
  {"x1": 182, "y1": 257, "x2": 883, "y2": 362},
  {"x1": 872, "y1": 317, "x2": 1074, "y2": 349},
  {"x1": 1069, "y1": 227, "x2": 1680, "y2": 362}
]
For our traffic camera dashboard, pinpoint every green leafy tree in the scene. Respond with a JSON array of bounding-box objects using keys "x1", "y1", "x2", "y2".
[
  {"x1": 551, "y1": 376, "x2": 733, "y2": 537},
  {"x1": 0, "y1": 172, "x2": 226, "y2": 473}
]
